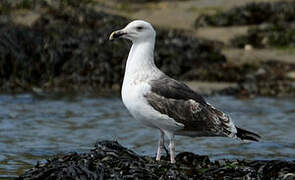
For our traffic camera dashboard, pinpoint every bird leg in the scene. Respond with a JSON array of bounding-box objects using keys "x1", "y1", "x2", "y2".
[
  {"x1": 169, "y1": 135, "x2": 176, "y2": 163},
  {"x1": 156, "y1": 130, "x2": 164, "y2": 161},
  {"x1": 163, "y1": 143, "x2": 170, "y2": 158}
]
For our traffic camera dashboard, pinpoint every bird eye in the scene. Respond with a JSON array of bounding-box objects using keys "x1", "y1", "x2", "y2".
[{"x1": 136, "y1": 26, "x2": 143, "y2": 31}]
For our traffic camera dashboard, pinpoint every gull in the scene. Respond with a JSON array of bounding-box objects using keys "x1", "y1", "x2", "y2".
[{"x1": 109, "y1": 20, "x2": 260, "y2": 163}]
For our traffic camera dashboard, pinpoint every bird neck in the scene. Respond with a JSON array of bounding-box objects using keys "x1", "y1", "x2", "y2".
[{"x1": 125, "y1": 40, "x2": 157, "y2": 75}]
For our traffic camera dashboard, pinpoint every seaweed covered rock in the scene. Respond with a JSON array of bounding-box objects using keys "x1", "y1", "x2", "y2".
[
  {"x1": 195, "y1": 1, "x2": 295, "y2": 27},
  {"x1": 0, "y1": 1, "x2": 225, "y2": 93},
  {"x1": 219, "y1": 61, "x2": 295, "y2": 97},
  {"x1": 0, "y1": 5, "x2": 130, "y2": 92},
  {"x1": 231, "y1": 23, "x2": 295, "y2": 48},
  {"x1": 194, "y1": 1, "x2": 295, "y2": 49},
  {"x1": 155, "y1": 29, "x2": 225, "y2": 78},
  {"x1": 183, "y1": 60, "x2": 295, "y2": 82},
  {"x1": 229, "y1": 80, "x2": 295, "y2": 97},
  {"x1": 1, "y1": 0, "x2": 295, "y2": 97},
  {"x1": 18, "y1": 140, "x2": 295, "y2": 180}
]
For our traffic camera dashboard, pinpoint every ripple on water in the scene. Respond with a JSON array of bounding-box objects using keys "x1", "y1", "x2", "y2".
[{"x1": 0, "y1": 94, "x2": 294, "y2": 176}]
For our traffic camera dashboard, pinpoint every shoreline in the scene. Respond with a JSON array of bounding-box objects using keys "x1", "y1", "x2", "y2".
[{"x1": 1, "y1": 0, "x2": 295, "y2": 97}]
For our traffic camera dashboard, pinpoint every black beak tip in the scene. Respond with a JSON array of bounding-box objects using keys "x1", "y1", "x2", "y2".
[
  {"x1": 113, "y1": 32, "x2": 122, "y2": 39},
  {"x1": 109, "y1": 31, "x2": 126, "y2": 41}
]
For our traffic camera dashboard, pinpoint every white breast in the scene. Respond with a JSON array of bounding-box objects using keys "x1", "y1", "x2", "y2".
[
  {"x1": 121, "y1": 40, "x2": 183, "y2": 133},
  {"x1": 122, "y1": 78, "x2": 155, "y2": 128},
  {"x1": 121, "y1": 75, "x2": 184, "y2": 132}
]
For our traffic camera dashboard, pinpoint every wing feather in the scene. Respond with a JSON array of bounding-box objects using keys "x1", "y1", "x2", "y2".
[
  {"x1": 146, "y1": 76, "x2": 237, "y2": 137},
  {"x1": 149, "y1": 76, "x2": 207, "y2": 106}
]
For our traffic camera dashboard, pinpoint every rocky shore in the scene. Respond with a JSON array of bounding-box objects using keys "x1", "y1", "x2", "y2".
[
  {"x1": 195, "y1": 1, "x2": 295, "y2": 27},
  {"x1": 0, "y1": 0, "x2": 295, "y2": 97},
  {"x1": 193, "y1": 1, "x2": 295, "y2": 97},
  {"x1": 17, "y1": 140, "x2": 295, "y2": 180},
  {"x1": 231, "y1": 23, "x2": 295, "y2": 49},
  {"x1": 0, "y1": 0, "x2": 225, "y2": 93}
]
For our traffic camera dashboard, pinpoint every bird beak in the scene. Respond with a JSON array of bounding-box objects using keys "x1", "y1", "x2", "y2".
[{"x1": 109, "y1": 30, "x2": 127, "y2": 41}]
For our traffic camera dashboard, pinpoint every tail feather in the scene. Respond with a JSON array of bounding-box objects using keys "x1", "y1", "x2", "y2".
[{"x1": 236, "y1": 127, "x2": 260, "y2": 142}]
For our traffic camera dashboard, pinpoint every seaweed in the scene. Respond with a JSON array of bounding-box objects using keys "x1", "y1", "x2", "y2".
[
  {"x1": 17, "y1": 140, "x2": 295, "y2": 180},
  {"x1": 195, "y1": 1, "x2": 295, "y2": 27}
]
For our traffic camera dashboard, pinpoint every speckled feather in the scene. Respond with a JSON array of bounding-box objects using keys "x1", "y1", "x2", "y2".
[{"x1": 145, "y1": 75, "x2": 237, "y2": 138}]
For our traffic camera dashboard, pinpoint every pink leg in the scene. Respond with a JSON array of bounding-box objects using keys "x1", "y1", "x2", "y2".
[
  {"x1": 169, "y1": 135, "x2": 175, "y2": 163},
  {"x1": 156, "y1": 130, "x2": 164, "y2": 161}
]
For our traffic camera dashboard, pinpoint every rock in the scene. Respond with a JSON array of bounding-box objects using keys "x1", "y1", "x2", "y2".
[
  {"x1": 220, "y1": 61, "x2": 295, "y2": 97},
  {"x1": 231, "y1": 23, "x2": 295, "y2": 48},
  {"x1": 0, "y1": 0, "x2": 225, "y2": 93},
  {"x1": 222, "y1": 81, "x2": 295, "y2": 98},
  {"x1": 17, "y1": 140, "x2": 295, "y2": 180},
  {"x1": 195, "y1": 1, "x2": 295, "y2": 49},
  {"x1": 195, "y1": 1, "x2": 295, "y2": 27}
]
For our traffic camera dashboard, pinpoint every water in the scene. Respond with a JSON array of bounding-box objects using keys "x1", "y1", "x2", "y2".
[{"x1": 0, "y1": 93, "x2": 295, "y2": 178}]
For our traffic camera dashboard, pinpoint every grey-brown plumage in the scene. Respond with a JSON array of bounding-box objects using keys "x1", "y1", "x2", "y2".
[{"x1": 145, "y1": 75, "x2": 260, "y2": 141}]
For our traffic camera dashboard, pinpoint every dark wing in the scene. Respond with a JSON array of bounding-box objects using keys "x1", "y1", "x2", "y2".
[
  {"x1": 146, "y1": 75, "x2": 235, "y2": 137},
  {"x1": 149, "y1": 75, "x2": 207, "y2": 106}
]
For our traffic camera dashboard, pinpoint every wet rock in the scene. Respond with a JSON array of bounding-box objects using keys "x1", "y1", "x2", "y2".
[
  {"x1": 194, "y1": 1, "x2": 295, "y2": 49},
  {"x1": 220, "y1": 61, "x2": 295, "y2": 97},
  {"x1": 155, "y1": 29, "x2": 225, "y2": 79},
  {"x1": 17, "y1": 140, "x2": 295, "y2": 180},
  {"x1": 219, "y1": 61, "x2": 295, "y2": 97},
  {"x1": 0, "y1": 0, "x2": 225, "y2": 93},
  {"x1": 231, "y1": 23, "x2": 295, "y2": 48},
  {"x1": 220, "y1": 80, "x2": 295, "y2": 98},
  {"x1": 175, "y1": 59, "x2": 295, "y2": 97},
  {"x1": 195, "y1": 1, "x2": 295, "y2": 27},
  {"x1": 236, "y1": 81, "x2": 295, "y2": 97}
]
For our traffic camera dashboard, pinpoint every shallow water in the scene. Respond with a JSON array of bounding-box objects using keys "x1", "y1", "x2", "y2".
[{"x1": 0, "y1": 93, "x2": 295, "y2": 178}]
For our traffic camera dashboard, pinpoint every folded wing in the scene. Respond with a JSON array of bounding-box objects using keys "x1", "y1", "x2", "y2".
[{"x1": 145, "y1": 75, "x2": 237, "y2": 137}]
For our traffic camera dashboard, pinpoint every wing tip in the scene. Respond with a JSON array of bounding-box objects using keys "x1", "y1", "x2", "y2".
[{"x1": 236, "y1": 127, "x2": 261, "y2": 142}]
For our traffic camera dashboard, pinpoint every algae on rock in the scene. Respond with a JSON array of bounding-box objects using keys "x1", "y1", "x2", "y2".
[
  {"x1": 0, "y1": 1, "x2": 225, "y2": 93},
  {"x1": 17, "y1": 140, "x2": 295, "y2": 180}
]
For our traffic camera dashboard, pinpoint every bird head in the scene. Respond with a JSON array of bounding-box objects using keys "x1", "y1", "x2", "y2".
[{"x1": 109, "y1": 20, "x2": 156, "y2": 43}]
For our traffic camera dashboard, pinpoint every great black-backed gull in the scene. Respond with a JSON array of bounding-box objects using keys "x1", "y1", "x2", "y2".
[{"x1": 109, "y1": 20, "x2": 260, "y2": 163}]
